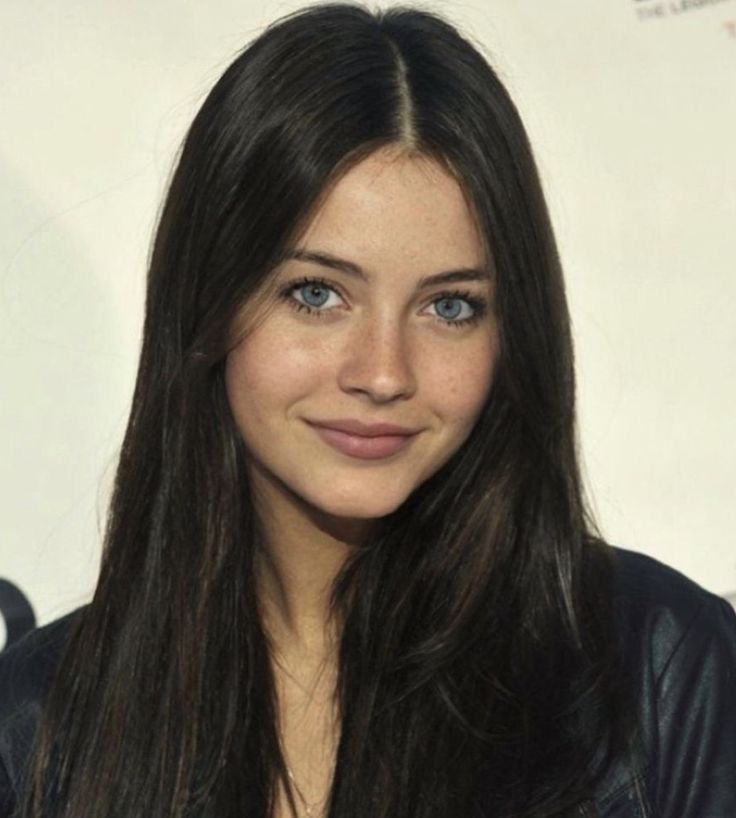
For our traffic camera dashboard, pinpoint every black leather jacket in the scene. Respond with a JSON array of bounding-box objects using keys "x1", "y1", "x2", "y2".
[{"x1": 1, "y1": 546, "x2": 735, "y2": 816}]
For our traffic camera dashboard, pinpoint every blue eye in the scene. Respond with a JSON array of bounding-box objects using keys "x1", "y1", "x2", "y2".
[
  {"x1": 428, "y1": 291, "x2": 488, "y2": 328},
  {"x1": 283, "y1": 278, "x2": 343, "y2": 313},
  {"x1": 280, "y1": 277, "x2": 487, "y2": 328},
  {"x1": 299, "y1": 282, "x2": 331, "y2": 308},
  {"x1": 434, "y1": 297, "x2": 467, "y2": 322}
]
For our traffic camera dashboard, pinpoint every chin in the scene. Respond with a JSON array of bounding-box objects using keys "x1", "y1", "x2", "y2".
[
  {"x1": 318, "y1": 497, "x2": 405, "y2": 521},
  {"x1": 308, "y1": 485, "x2": 414, "y2": 523}
]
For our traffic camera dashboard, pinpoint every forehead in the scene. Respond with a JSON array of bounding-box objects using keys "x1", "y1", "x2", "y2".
[{"x1": 295, "y1": 147, "x2": 487, "y2": 276}]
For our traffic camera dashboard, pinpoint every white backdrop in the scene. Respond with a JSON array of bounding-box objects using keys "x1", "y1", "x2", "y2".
[{"x1": 1, "y1": 0, "x2": 735, "y2": 639}]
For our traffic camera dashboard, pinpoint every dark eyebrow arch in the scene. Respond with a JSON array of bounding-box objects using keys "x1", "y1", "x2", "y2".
[{"x1": 283, "y1": 248, "x2": 491, "y2": 289}]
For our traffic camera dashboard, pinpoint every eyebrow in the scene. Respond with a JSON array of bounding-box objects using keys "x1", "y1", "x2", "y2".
[{"x1": 283, "y1": 248, "x2": 491, "y2": 289}]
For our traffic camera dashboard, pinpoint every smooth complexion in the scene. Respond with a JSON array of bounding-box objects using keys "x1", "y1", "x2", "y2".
[
  {"x1": 226, "y1": 143, "x2": 498, "y2": 628},
  {"x1": 226, "y1": 149, "x2": 497, "y2": 540},
  {"x1": 225, "y1": 146, "x2": 499, "y2": 646},
  {"x1": 224, "y1": 146, "x2": 499, "y2": 815}
]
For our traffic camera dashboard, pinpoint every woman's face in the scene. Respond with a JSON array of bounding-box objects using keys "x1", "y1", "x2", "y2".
[{"x1": 225, "y1": 146, "x2": 499, "y2": 538}]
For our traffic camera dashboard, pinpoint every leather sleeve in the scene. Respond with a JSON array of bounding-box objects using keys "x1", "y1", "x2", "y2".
[
  {"x1": 0, "y1": 610, "x2": 81, "y2": 818},
  {"x1": 654, "y1": 594, "x2": 736, "y2": 816},
  {"x1": 0, "y1": 750, "x2": 16, "y2": 818}
]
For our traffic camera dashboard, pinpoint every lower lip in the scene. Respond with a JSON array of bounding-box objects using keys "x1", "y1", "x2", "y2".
[{"x1": 311, "y1": 425, "x2": 416, "y2": 460}]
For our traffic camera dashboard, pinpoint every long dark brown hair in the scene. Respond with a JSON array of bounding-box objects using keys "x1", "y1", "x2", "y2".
[{"x1": 22, "y1": 4, "x2": 642, "y2": 816}]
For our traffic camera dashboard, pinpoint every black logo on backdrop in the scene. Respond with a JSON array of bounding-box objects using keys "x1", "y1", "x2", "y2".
[{"x1": 0, "y1": 579, "x2": 36, "y2": 651}]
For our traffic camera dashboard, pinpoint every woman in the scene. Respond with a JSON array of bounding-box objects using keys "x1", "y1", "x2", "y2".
[{"x1": 1, "y1": 4, "x2": 734, "y2": 817}]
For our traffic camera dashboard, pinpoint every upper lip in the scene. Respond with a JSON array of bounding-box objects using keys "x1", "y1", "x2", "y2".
[{"x1": 307, "y1": 418, "x2": 421, "y2": 437}]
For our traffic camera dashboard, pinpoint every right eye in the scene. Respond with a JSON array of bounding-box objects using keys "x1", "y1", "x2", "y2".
[{"x1": 280, "y1": 277, "x2": 345, "y2": 317}]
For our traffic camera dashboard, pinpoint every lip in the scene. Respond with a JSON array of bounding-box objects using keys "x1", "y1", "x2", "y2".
[
  {"x1": 306, "y1": 419, "x2": 420, "y2": 460},
  {"x1": 307, "y1": 418, "x2": 421, "y2": 437}
]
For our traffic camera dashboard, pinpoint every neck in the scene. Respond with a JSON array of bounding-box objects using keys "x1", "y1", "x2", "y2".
[
  {"x1": 257, "y1": 531, "x2": 346, "y2": 659},
  {"x1": 252, "y1": 471, "x2": 375, "y2": 659}
]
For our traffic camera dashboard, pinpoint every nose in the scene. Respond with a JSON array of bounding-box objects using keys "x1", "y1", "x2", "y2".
[{"x1": 337, "y1": 315, "x2": 417, "y2": 404}]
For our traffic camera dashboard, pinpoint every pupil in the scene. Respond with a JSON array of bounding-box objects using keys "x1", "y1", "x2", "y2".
[
  {"x1": 304, "y1": 285, "x2": 328, "y2": 307},
  {"x1": 438, "y1": 298, "x2": 461, "y2": 319}
]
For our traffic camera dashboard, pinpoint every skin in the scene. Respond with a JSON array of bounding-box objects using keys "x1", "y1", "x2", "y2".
[
  {"x1": 225, "y1": 144, "x2": 499, "y2": 647},
  {"x1": 225, "y1": 144, "x2": 500, "y2": 813}
]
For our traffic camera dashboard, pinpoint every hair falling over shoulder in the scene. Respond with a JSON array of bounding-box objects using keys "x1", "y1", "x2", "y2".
[{"x1": 21, "y1": 4, "x2": 642, "y2": 817}]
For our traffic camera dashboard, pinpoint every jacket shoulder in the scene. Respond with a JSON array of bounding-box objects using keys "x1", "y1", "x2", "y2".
[
  {"x1": 599, "y1": 546, "x2": 736, "y2": 816},
  {"x1": 0, "y1": 608, "x2": 82, "y2": 720},
  {"x1": 0, "y1": 607, "x2": 84, "y2": 813},
  {"x1": 608, "y1": 545, "x2": 734, "y2": 682}
]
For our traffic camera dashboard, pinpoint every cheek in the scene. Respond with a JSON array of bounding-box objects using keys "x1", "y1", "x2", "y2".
[
  {"x1": 425, "y1": 339, "x2": 497, "y2": 427},
  {"x1": 224, "y1": 330, "x2": 329, "y2": 425}
]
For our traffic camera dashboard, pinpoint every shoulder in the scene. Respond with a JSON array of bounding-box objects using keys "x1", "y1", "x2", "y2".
[
  {"x1": 607, "y1": 545, "x2": 736, "y2": 681},
  {"x1": 598, "y1": 546, "x2": 736, "y2": 816},
  {"x1": 607, "y1": 543, "x2": 725, "y2": 612},
  {"x1": 0, "y1": 608, "x2": 83, "y2": 723},
  {"x1": 0, "y1": 607, "x2": 84, "y2": 813}
]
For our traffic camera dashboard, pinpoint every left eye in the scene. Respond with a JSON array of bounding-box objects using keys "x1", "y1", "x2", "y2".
[{"x1": 430, "y1": 296, "x2": 474, "y2": 322}]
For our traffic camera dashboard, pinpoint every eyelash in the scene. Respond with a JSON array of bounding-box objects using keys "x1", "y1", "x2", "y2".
[{"x1": 279, "y1": 276, "x2": 488, "y2": 329}]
